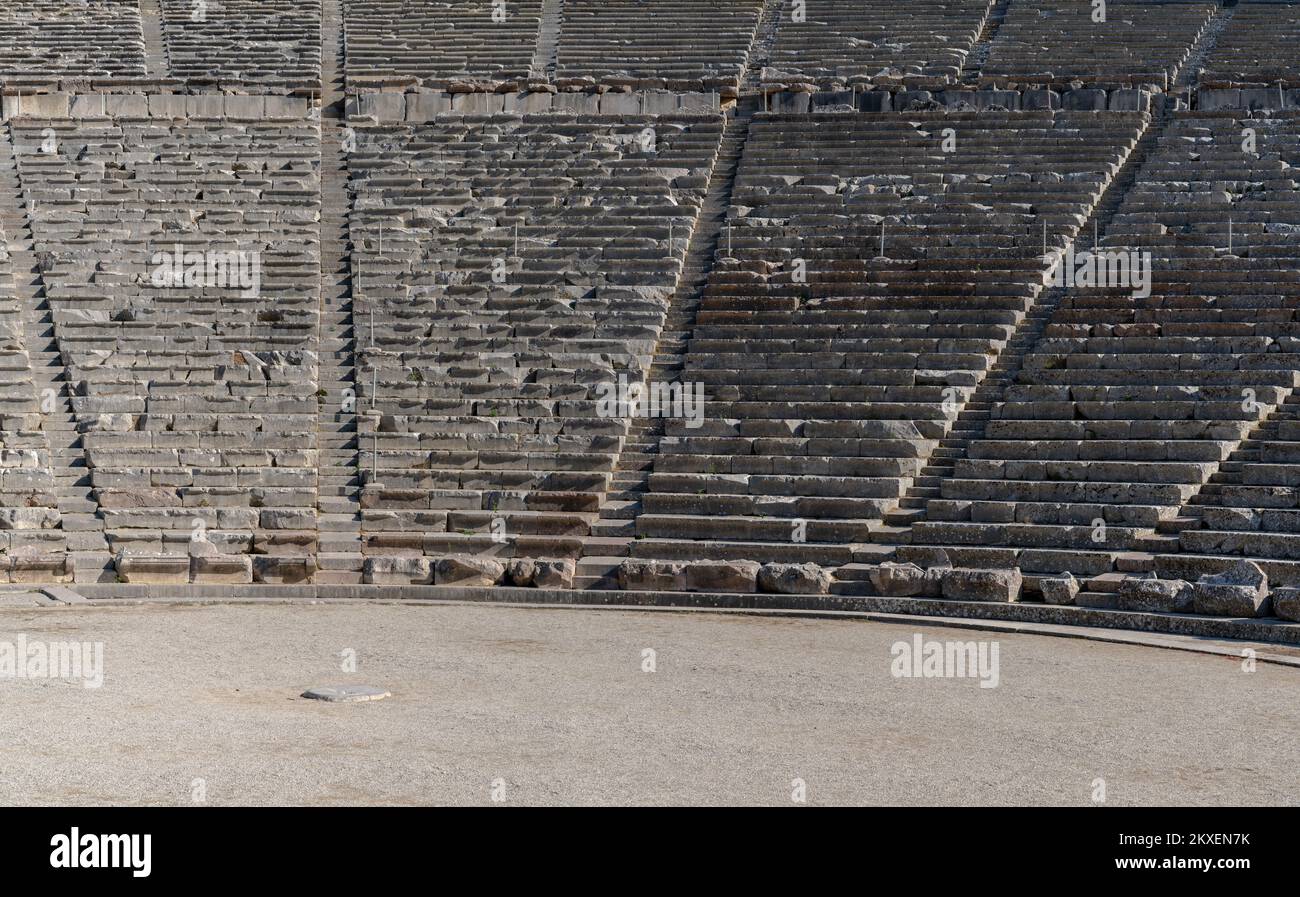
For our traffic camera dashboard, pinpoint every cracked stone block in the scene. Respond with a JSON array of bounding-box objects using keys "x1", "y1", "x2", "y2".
[
  {"x1": 533, "y1": 558, "x2": 576, "y2": 590},
  {"x1": 619, "y1": 560, "x2": 687, "y2": 592},
  {"x1": 116, "y1": 552, "x2": 190, "y2": 584},
  {"x1": 253, "y1": 556, "x2": 317, "y2": 584},
  {"x1": 1039, "y1": 572, "x2": 1080, "y2": 606},
  {"x1": 9, "y1": 552, "x2": 72, "y2": 584},
  {"x1": 870, "y1": 562, "x2": 927, "y2": 597},
  {"x1": 507, "y1": 558, "x2": 537, "y2": 587},
  {"x1": 1117, "y1": 576, "x2": 1193, "y2": 614},
  {"x1": 941, "y1": 568, "x2": 1023, "y2": 603},
  {"x1": 1191, "y1": 561, "x2": 1270, "y2": 618},
  {"x1": 759, "y1": 562, "x2": 832, "y2": 596},
  {"x1": 434, "y1": 556, "x2": 504, "y2": 588},
  {"x1": 1273, "y1": 589, "x2": 1300, "y2": 623},
  {"x1": 363, "y1": 556, "x2": 432, "y2": 585},
  {"x1": 686, "y1": 560, "x2": 760, "y2": 594},
  {"x1": 192, "y1": 554, "x2": 253, "y2": 584}
]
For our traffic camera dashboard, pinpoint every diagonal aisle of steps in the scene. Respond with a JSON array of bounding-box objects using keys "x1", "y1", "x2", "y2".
[
  {"x1": 0, "y1": 123, "x2": 83, "y2": 583},
  {"x1": 590, "y1": 117, "x2": 749, "y2": 546},
  {"x1": 315, "y1": 0, "x2": 364, "y2": 584}
]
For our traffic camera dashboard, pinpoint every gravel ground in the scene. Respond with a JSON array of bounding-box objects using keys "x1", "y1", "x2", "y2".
[{"x1": 0, "y1": 601, "x2": 1294, "y2": 806}]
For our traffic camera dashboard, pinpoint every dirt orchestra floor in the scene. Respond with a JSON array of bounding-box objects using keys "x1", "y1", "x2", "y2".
[{"x1": 0, "y1": 601, "x2": 1295, "y2": 806}]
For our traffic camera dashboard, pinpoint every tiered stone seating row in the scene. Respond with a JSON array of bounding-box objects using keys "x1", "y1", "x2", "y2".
[
  {"x1": 914, "y1": 113, "x2": 1300, "y2": 575},
  {"x1": 1202, "y1": 2, "x2": 1300, "y2": 89},
  {"x1": 763, "y1": 0, "x2": 992, "y2": 89},
  {"x1": 632, "y1": 111, "x2": 1144, "y2": 565},
  {"x1": 0, "y1": 0, "x2": 145, "y2": 82},
  {"x1": 344, "y1": 0, "x2": 543, "y2": 87},
  {"x1": 158, "y1": 0, "x2": 322, "y2": 89},
  {"x1": 554, "y1": 0, "x2": 764, "y2": 92},
  {"x1": 13, "y1": 116, "x2": 320, "y2": 578},
  {"x1": 0, "y1": 219, "x2": 64, "y2": 576},
  {"x1": 980, "y1": 1, "x2": 1217, "y2": 89},
  {"x1": 1153, "y1": 114, "x2": 1300, "y2": 567},
  {"x1": 347, "y1": 114, "x2": 723, "y2": 562}
]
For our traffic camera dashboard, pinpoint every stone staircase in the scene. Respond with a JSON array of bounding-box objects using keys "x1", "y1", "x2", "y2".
[
  {"x1": 137, "y1": 0, "x2": 169, "y2": 80},
  {"x1": 315, "y1": 0, "x2": 362, "y2": 584},
  {"x1": 1174, "y1": 0, "x2": 1237, "y2": 101},
  {"x1": 532, "y1": 0, "x2": 564, "y2": 82},
  {"x1": 739, "y1": 0, "x2": 785, "y2": 96},
  {"x1": 882, "y1": 101, "x2": 1166, "y2": 537},
  {"x1": 960, "y1": 0, "x2": 1012, "y2": 83},
  {"x1": 590, "y1": 115, "x2": 750, "y2": 542},
  {"x1": 0, "y1": 125, "x2": 102, "y2": 583},
  {"x1": 1176, "y1": 391, "x2": 1300, "y2": 537}
]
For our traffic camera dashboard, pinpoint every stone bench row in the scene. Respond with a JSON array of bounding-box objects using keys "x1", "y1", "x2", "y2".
[
  {"x1": 554, "y1": 0, "x2": 763, "y2": 91},
  {"x1": 916, "y1": 113, "x2": 1300, "y2": 556},
  {"x1": 635, "y1": 110, "x2": 1143, "y2": 553},
  {"x1": 347, "y1": 114, "x2": 722, "y2": 546},
  {"x1": 344, "y1": 0, "x2": 543, "y2": 86},
  {"x1": 978, "y1": 1, "x2": 1216, "y2": 90},
  {"x1": 158, "y1": 0, "x2": 320, "y2": 88},
  {"x1": 0, "y1": 0, "x2": 145, "y2": 81},
  {"x1": 1201, "y1": 2, "x2": 1300, "y2": 89},
  {"x1": 1, "y1": 94, "x2": 315, "y2": 121},
  {"x1": 762, "y1": 0, "x2": 991, "y2": 90}
]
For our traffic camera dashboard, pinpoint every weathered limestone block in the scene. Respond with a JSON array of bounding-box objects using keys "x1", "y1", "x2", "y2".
[
  {"x1": 9, "y1": 552, "x2": 73, "y2": 583},
  {"x1": 619, "y1": 559, "x2": 687, "y2": 592},
  {"x1": 1273, "y1": 589, "x2": 1300, "y2": 623},
  {"x1": 1108, "y1": 89, "x2": 1148, "y2": 111},
  {"x1": 405, "y1": 92, "x2": 452, "y2": 119},
  {"x1": 519, "y1": 91, "x2": 554, "y2": 113},
  {"x1": 640, "y1": 90, "x2": 680, "y2": 114},
  {"x1": 434, "y1": 556, "x2": 504, "y2": 588},
  {"x1": 759, "y1": 562, "x2": 832, "y2": 596},
  {"x1": 252, "y1": 532, "x2": 317, "y2": 556},
  {"x1": 976, "y1": 89, "x2": 1020, "y2": 110},
  {"x1": 147, "y1": 94, "x2": 187, "y2": 118},
  {"x1": 259, "y1": 509, "x2": 315, "y2": 530},
  {"x1": 116, "y1": 552, "x2": 190, "y2": 584},
  {"x1": 1039, "y1": 572, "x2": 1080, "y2": 606},
  {"x1": 533, "y1": 559, "x2": 576, "y2": 590},
  {"x1": 870, "y1": 561, "x2": 927, "y2": 597},
  {"x1": 94, "y1": 488, "x2": 180, "y2": 509},
  {"x1": 1116, "y1": 576, "x2": 1193, "y2": 613},
  {"x1": 191, "y1": 554, "x2": 253, "y2": 584},
  {"x1": 1062, "y1": 88, "x2": 1107, "y2": 111},
  {"x1": 858, "y1": 90, "x2": 891, "y2": 112},
  {"x1": 941, "y1": 568, "x2": 1023, "y2": 603},
  {"x1": 0, "y1": 508, "x2": 59, "y2": 530},
  {"x1": 452, "y1": 92, "x2": 504, "y2": 113},
  {"x1": 4, "y1": 93, "x2": 71, "y2": 119},
  {"x1": 224, "y1": 96, "x2": 266, "y2": 118},
  {"x1": 686, "y1": 560, "x2": 760, "y2": 594},
  {"x1": 70, "y1": 95, "x2": 108, "y2": 118},
  {"x1": 264, "y1": 96, "x2": 311, "y2": 118},
  {"x1": 599, "y1": 92, "x2": 641, "y2": 114},
  {"x1": 104, "y1": 95, "x2": 148, "y2": 117},
  {"x1": 253, "y1": 556, "x2": 317, "y2": 584},
  {"x1": 507, "y1": 558, "x2": 537, "y2": 587},
  {"x1": 363, "y1": 556, "x2": 432, "y2": 585},
  {"x1": 1022, "y1": 89, "x2": 1060, "y2": 110},
  {"x1": 353, "y1": 92, "x2": 405, "y2": 120},
  {"x1": 1191, "y1": 561, "x2": 1270, "y2": 618},
  {"x1": 185, "y1": 94, "x2": 225, "y2": 118},
  {"x1": 1197, "y1": 89, "x2": 1240, "y2": 111}
]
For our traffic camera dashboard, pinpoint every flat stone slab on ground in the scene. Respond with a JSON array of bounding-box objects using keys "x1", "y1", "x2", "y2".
[{"x1": 301, "y1": 685, "x2": 392, "y2": 703}]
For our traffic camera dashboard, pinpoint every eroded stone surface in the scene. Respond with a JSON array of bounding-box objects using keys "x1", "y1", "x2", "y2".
[
  {"x1": 941, "y1": 568, "x2": 1023, "y2": 603},
  {"x1": 759, "y1": 562, "x2": 832, "y2": 596},
  {"x1": 1039, "y1": 572, "x2": 1080, "y2": 606}
]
